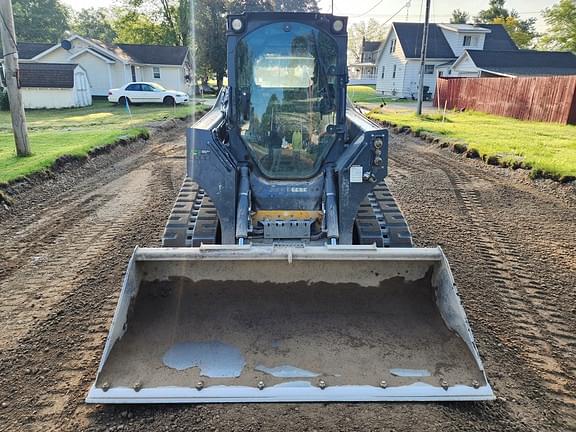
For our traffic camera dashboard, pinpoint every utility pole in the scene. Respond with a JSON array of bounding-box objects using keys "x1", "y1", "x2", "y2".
[
  {"x1": 416, "y1": 0, "x2": 431, "y2": 116},
  {"x1": 0, "y1": 0, "x2": 31, "y2": 156}
]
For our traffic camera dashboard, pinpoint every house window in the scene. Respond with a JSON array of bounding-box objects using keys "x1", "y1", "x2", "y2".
[
  {"x1": 424, "y1": 64, "x2": 435, "y2": 74},
  {"x1": 390, "y1": 39, "x2": 396, "y2": 53},
  {"x1": 381, "y1": 66, "x2": 385, "y2": 78},
  {"x1": 153, "y1": 67, "x2": 161, "y2": 79},
  {"x1": 463, "y1": 35, "x2": 472, "y2": 46},
  {"x1": 392, "y1": 64, "x2": 397, "y2": 79}
]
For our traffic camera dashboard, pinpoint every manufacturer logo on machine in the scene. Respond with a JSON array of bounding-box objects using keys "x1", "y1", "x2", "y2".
[{"x1": 191, "y1": 149, "x2": 210, "y2": 160}]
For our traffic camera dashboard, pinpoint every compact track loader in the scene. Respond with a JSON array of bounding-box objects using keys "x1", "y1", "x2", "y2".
[{"x1": 87, "y1": 12, "x2": 494, "y2": 403}]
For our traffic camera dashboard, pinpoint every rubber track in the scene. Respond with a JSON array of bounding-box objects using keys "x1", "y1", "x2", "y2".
[
  {"x1": 162, "y1": 178, "x2": 218, "y2": 247},
  {"x1": 355, "y1": 180, "x2": 413, "y2": 247},
  {"x1": 163, "y1": 178, "x2": 412, "y2": 247}
]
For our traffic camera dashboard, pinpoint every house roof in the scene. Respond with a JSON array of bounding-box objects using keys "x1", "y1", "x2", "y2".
[
  {"x1": 18, "y1": 63, "x2": 78, "y2": 88},
  {"x1": 390, "y1": 22, "x2": 518, "y2": 60},
  {"x1": 9, "y1": 36, "x2": 189, "y2": 66},
  {"x1": 0, "y1": 43, "x2": 54, "y2": 59},
  {"x1": 362, "y1": 40, "x2": 382, "y2": 53},
  {"x1": 478, "y1": 24, "x2": 518, "y2": 51},
  {"x1": 393, "y1": 23, "x2": 456, "y2": 59},
  {"x1": 84, "y1": 37, "x2": 189, "y2": 65},
  {"x1": 466, "y1": 50, "x2": 576, "y2": 76},
  {"x1": 117, "y1": 44, "x2": 189, "y2": 65},
  {"x1": 87, "y1": 47, "x2": 118, "y2": 62}
]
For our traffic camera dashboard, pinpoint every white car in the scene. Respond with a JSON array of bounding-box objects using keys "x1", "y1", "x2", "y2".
[{"x1": 108, "y1": 82, "x2": 189, "y2": 106}]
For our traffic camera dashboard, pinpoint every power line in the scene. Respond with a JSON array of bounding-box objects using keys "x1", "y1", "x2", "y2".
[
  {"x1": 354, "y1": 0, "x2": 411, "y2": 25},
  {"x1": 353, "y1": 0, "x2": 385, "y2": 18}
]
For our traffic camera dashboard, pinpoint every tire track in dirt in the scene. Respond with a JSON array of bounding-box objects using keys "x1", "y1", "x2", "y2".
[
  {"x1": 388, "y1": 135, "x2": 576, "y2": 429},
  {"x1": 0, "y1": 137, "x2": 185, "y2": 432},
  {"x1": 0, "y1": 167, "x2": 153, "y2": 351},
  {"x1": 0, "y1": 135, "x2": 185, "y2": 283},
  {"x1": 441, "y1": 162, "x2": 575, "y2": 414}
]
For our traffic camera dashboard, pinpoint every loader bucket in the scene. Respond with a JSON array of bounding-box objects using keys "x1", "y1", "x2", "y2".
[{"x1": 86, "y1": 245, "x2": 494, "y2": 403}]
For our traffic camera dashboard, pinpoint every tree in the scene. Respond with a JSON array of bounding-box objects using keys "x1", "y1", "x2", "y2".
[
  {"x1": 348, "y1": 19, "x2": 387, "y2": 63},
  {"x1": 113, "y1": 10, "x2": 175, "y2": 45},
  {"x1": 228, "y1": 0, "x2": 317, "y2": 12},
  {"x1": 541, "y1": 0, "x2": 576, "y2": 52},
  {"x1": 178, "y1": 0, "x2": 191, "y2": 47},
  {"x1": 72, "y1": 8, "x2": 116, "y2": 43},
  {"x1": 120, "y1": 0, "x2": 191, "y2": 45},
  {"x1": 476, "y1": 0, "x2": 509, "y2": 22},
  {"x1": 12, "y1": 0, "x2": 70, "y2": 42},
  {"x1": 450, "y1": 9, "x2": 469, "y2": 24},
  {"x1": 195, "y1": 0, "x2": 227, "y2": 88},
  {"x1": 475, "y1": 0, "x2": 538, "y2": 49},
  {"x1": 273, "y1": 0, "x2": 318, "y2": 12},
  {"x1": 492, "y1": 16, "x2": 538, "y2": 49}
]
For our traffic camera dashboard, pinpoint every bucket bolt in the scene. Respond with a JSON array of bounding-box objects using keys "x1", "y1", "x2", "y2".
[
  {"x1": 472, "y1": 380, "x2": 480, "y2": 389},
  {"x1": 440, "y1": 379, "x2": 449, "y2": 390},
  {"x1": 102, "y1": 382, "x2": 110, "y2": 392},
  {"x1": 195, "y1": 381, "x2": 204, "y2": 391},
  {"x1": 380, "y1": 380, "x2": 387, "y2": 389},
  {"x1": 318, "y1": 379, "x2": 326, "y2": 390},
  {"x1": 133, "y1": 381, "x2": 142, "y2": 392},
  {"x1": 257, "y1": 381, "x2": 265, "y2": 390}
]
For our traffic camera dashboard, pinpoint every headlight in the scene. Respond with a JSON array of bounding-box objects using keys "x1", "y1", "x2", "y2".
[
  {"x1": 231, "y1": 18, "x2": 243, "y2": 32},
  {"x1": 332, "y1": 19, "x2": 344, "y2": 33}
]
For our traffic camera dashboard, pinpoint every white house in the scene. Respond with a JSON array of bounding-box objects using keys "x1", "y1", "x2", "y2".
[
  {"x1": 375, "y1": 23, "x2": 518, "y2": 98},
  {"x1": 17, "y1": 63, "x2": 92, "y2": 109},
  {"x1": 4, "y1": 35, "x2": 193, "y2": 98},
  {"x1": 348, "y1": 39, "x2": 382, "y2": 85}
]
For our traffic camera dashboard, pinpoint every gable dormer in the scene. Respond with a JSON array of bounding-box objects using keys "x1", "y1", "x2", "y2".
[{"x1": 438, "y1": 24, "x2": 491, "y2": 57}]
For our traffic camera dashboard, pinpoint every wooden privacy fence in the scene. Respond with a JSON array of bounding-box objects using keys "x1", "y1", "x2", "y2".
[{"x1": 434, "y1": 76, "x2": 576, "y2": 125}]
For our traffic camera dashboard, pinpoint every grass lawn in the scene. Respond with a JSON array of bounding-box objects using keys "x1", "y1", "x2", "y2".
[
  {"x1": 348, "y1": 85, "x2": 383, "y2": 104},
  {"x1": 368, "y1": 109, "x2": 576, "y2": 181},
  {"x1": 347, "y1": 85, "x2": 412, "y2": 105},
  {"x1": 0, "y1": 100, "x2": 204, "y2": 184}
]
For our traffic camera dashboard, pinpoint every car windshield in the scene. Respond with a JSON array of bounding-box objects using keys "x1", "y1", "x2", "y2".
[
  {"x1": 236, "y1": 22, "x2": 339, "y2": 179},
  {"x1": 150, "y1": 83, "x2": 166, "y2": 91}
]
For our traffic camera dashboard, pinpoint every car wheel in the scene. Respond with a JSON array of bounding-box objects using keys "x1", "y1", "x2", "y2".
[
  {"x1": 163, "y1": 96, "x2": 175, "y2": 107},
  {"x1": 118, "y1": 96, "x2": 130, "y2": 106}
]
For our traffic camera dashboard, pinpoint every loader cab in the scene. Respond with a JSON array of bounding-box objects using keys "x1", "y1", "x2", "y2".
[
  {"x1": 227, "y1": 13, "x2": 348, "y2": 181},
  {"x1": 235, "y1": 21, "x2": 339, "y2": 179},
  {"x1": 187, "y1": 12, "x2": 395, "y2": 246}
]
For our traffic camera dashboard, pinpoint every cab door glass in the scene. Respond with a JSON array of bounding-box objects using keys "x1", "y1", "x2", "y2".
[{"x1": 236, "y1": 22, "x2": 339, "y2": 179}]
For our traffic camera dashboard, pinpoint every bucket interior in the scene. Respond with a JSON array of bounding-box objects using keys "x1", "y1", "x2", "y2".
[{"x1": 95, "y1": 256, "x2": 487, "y2": 392}]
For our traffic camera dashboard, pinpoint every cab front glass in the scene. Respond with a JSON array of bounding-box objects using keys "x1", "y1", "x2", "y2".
[{"x1": 235, "y1": 22, "x2": 339, "y2": 179}]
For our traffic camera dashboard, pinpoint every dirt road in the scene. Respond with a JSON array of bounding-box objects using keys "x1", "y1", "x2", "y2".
[{"x1": 0, "y1": 123, "x2": 574, "y2": 431}]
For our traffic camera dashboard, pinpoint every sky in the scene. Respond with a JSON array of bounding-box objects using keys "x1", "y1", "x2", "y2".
[{"x1": 61, "y1": 0, "x2": 557, "y2": 31}]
